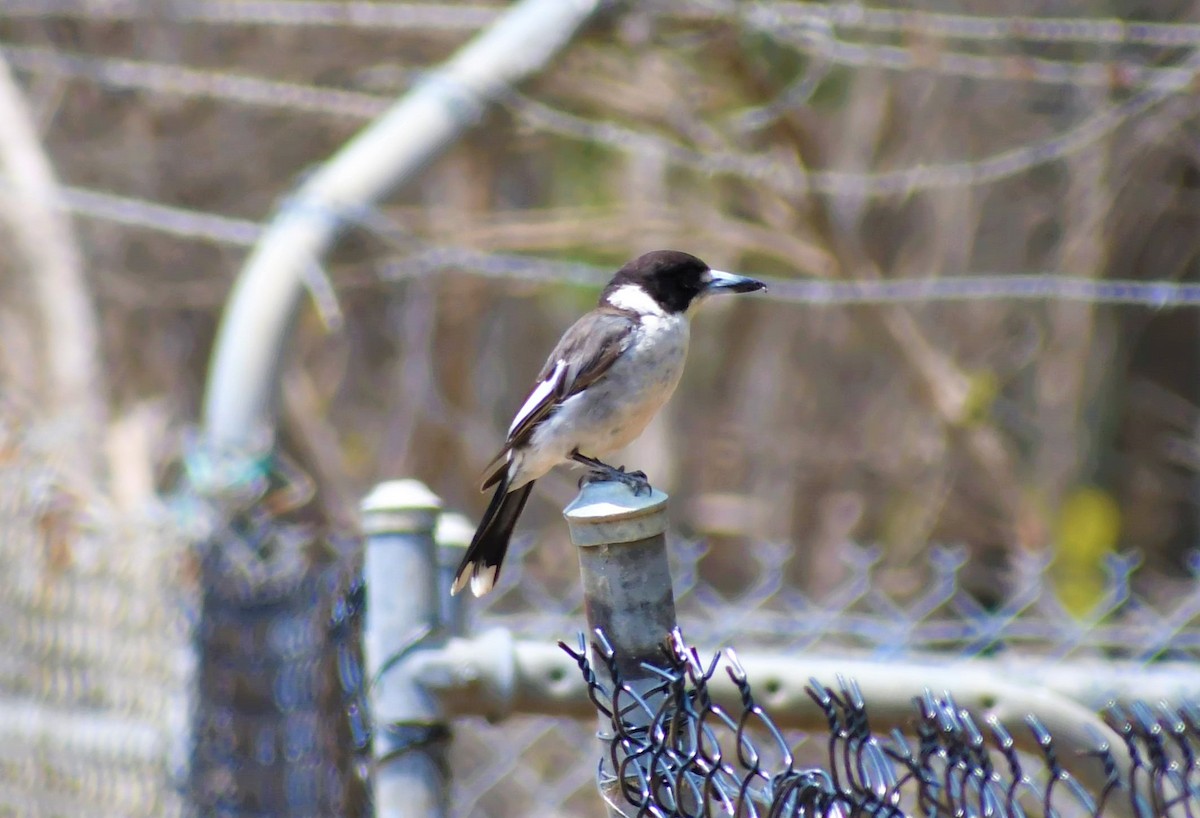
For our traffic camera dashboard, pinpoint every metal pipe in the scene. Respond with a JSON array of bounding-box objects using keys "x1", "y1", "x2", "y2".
[
  {"x1": 417, "y1": 639, "x2": 1200, "y2": 719},
  {"x1": 563, "y1": 480, "x2": 676, "y2": 815},
  {"x1": 0, "y1": 54, "x2": 102, "y2": 449},
  {"x1": 412, "y1": 636, "x2": 1200, "y2": 720},
  {"x1": 201, "y1": 0, "x2": 605, "y2": 450},
  {"x1": 361, "y1": 480, "x2": 446, "y2": 818}
]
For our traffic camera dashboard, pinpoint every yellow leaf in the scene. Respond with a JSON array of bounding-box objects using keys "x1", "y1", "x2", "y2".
[
  {"x1": 1054, "y1": 486, "x2": 1121, "y2": 617},
  {"x1": 1056, "y1": 486, "x2": 1121, "y2": 564}
]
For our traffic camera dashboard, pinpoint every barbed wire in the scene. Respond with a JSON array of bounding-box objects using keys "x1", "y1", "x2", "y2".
[
  {"x1": 14, "y1": 0, "x2": 1200, "y2": 50},
  {"x1": 506, "y1": 62, "x2": 1195, "y2": 199},
  {"x1": 59, "y1": 185, "x2": 262, "y2": 246},
  {"x1": 0, "y1": 42, "x2": 1182, "y2": 203},
  {"x1": 386, "y1": 245, "x2": 1200, "y2": 308},
  {"x1": 7, "y1": 28, "x2": 1200, "y2": 100},
  {"x1": 768, "y1": 27, "x2": 1200, "y2": 89},
  {"x1": 6, "y1": 28, "x2": 1200, "y2": 109},
  {"x1": 5, "y1": 23, "x2": 1200, "y2": 200},
  {"x1": 23, "y1": 182, "x2": 1200, "y2": 309},
  {"x1": 8, "y1": 43, "x2": 1193, "y2": 196},
  {"x1": 739, "y1": 2, "x2": 1200, "y2": 47},
  {"x1": 0, "y1": 44, "x2": 395, "y2": 119},
  {"x1": 562, "y1": 627, "x2": 1200, "y2": 818},
  {"x1": 0, "y1": 0, "x2": 502, "y2": 29}
]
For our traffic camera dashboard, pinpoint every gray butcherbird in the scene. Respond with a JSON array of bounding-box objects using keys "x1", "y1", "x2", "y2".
[{"x1": 452, "y1": 250, "x2": 766, "y2": 597}]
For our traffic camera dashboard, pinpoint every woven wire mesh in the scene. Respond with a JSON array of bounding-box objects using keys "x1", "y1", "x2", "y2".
[
  {"x1": 0, "y1": 410, "x2": 190, "y2": 818},
  {"x1": 186, "y1": 447, "x2": 369, "y2": 818},
  {"x1": 561, "y1": 629, "x2": 1200, "y2": 818}
]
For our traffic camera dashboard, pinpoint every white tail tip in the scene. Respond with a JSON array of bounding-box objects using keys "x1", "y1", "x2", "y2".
[
  {"x1": 469, "y1": 565, "x2": 498, "y2": 597},
  {"x1": 450, "y1": 562, "x2": 498, "y2": 597}
]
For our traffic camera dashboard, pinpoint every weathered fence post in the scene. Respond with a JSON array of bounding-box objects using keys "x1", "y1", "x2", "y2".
[
  {"x1": 434, "y1": 511, "x2": 474, "y2": 638},
  {"x1": 361, "y1": 480, "x2": 446, "y2": 818},
  {"x1": 564, "y1": 480, "x2": 676, "y2": 814}
]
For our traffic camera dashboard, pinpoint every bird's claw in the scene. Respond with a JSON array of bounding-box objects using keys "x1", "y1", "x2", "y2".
[
  {"x1": 616, "y1": 466, "x2": 650, "y2": 495},
  {"x1": 579, "y1": 464, "x2": 652, "y2": 496}
]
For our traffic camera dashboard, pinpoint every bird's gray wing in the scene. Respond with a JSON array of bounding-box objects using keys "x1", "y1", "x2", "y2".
[{"x1": 480, "y1": 309, "x2": 636, "y2": 490}]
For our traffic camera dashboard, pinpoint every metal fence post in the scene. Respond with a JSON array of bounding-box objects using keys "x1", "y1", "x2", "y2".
[
  {"x1": 564, "y1": 480, "x2": 676, "y2": 814},
  {"x1": 361, "y1": 480, "x2": 446, "y2": 818},
  {"x1": 434, "y1": 512, "x2": 474, "y2": 638}
]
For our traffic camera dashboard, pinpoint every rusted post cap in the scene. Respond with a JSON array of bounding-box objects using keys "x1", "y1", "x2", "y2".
[
  {"x1": 361, "y1": 479, "x2": 443, "y2": 535},
  {"x1": 563, "y1": 481, "x2": 669, "y2": 547}
]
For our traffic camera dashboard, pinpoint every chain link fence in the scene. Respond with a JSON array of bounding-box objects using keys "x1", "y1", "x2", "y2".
[
  {"x1": 0, "y1": 410, "x2": 191, "y2": 818},
  {"x1": 444, "y1": 503, "x2": 1200, "y2": 816},
  {"x1": 186, "y1": 448, "x2": 367, "y2": 818},
  {"x1": 566, "y1": 630, "x2": 1200, "y2": 817}
]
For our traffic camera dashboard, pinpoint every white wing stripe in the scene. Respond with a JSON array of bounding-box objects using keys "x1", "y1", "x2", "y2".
[{"x1": 508, "y1": 359, "x2": 566, "y2": 435}]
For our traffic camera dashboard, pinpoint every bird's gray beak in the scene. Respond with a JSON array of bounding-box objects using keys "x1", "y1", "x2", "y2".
[{"x1": 704, "y1": 269, "x2": 767, "y2": 295}]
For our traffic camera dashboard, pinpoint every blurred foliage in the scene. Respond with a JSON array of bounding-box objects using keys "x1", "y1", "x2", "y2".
[{"x1": 1055, "y1": 484, "x2": 1122, "y2": 616}]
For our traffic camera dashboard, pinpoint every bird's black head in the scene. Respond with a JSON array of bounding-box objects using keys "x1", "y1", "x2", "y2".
[{"x1": 601, "y1": 250, "x2": 766, "y2": 315}]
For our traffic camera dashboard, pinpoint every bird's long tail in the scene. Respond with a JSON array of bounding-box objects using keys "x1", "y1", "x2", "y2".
[{"x1": 451, "y1": 477, "x2": 534, "y2": 597}]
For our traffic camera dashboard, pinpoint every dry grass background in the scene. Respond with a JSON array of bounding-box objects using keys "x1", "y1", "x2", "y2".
[{"x1": 3, "y1": 1, "x2": 1200, "y2": 814}]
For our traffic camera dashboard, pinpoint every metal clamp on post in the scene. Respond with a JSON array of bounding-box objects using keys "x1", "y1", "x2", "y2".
[
  {"x1": 564, "y1": 480, "x2": 676, "y2": 815},
  {"x1": 361, "y1": 480, "x2": 447, "y2": 818}
]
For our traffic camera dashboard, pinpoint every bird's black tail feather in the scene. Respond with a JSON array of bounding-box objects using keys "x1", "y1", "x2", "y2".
[{"x1": 451, "y1": 478, "x2": 534, "y2": 597}]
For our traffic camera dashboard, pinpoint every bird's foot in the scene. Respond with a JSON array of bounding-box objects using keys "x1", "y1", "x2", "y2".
[
  {"x1": 578, "y1": 463, "x2": 652, "y2": 496},
  {"x1": 571, "y1": 450, "x2": 653, "y2": 496}
]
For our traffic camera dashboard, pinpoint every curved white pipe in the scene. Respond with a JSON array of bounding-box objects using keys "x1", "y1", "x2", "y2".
[{"x1": 202, "y1": 0, "x2": 604, "y2": 449}]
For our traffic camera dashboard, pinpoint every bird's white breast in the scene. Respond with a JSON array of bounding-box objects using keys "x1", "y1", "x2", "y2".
[
  {"x1": 597, "y1": 311, "x2": 689, "y2": 446},
  {"x1": 508, "y1": 311, "x2": 690, "y2": 487}
]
